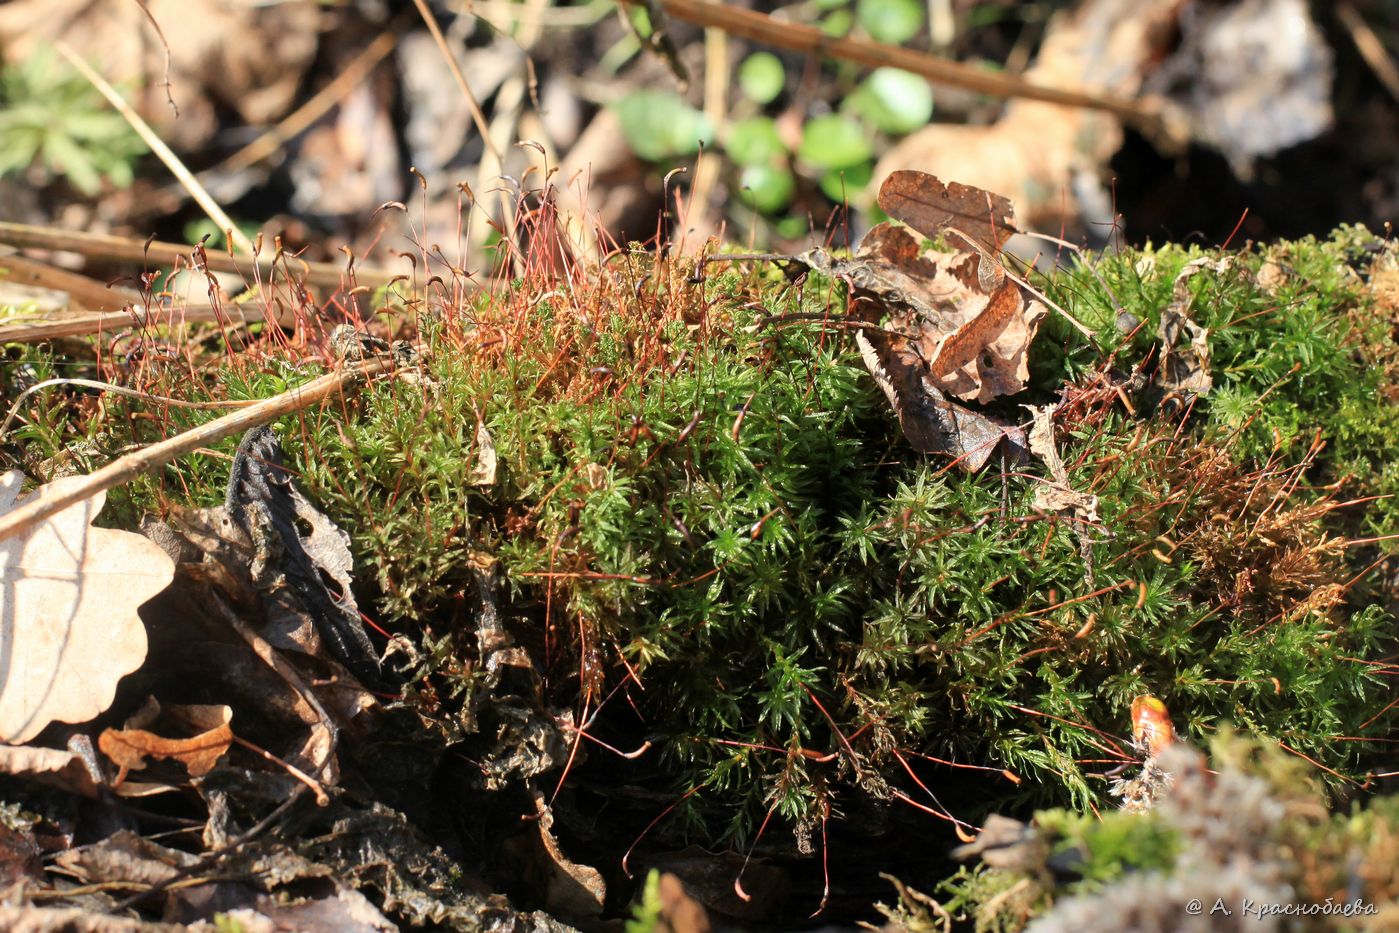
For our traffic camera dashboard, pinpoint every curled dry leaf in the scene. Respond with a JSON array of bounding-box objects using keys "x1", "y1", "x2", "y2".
[
  {"x1": 805, "y1": 175, "x2": 1045, "y2": 471},
  {"x1": 1157, "y1": 257, "x2": 1226, "y2": 396},
  {"x1": 53, "y1": 828, "x2": 199, "y2": 888},
  {"x1": 468, "y1": 420, "x2": 498, "y2": 486},
  {"x1": 226, "y1": 426, "x2": 381, "y2": 687},
  {"x1": 98, "y1": 699, "x2": 234, "y2": 785},
  {"x1": 1026, "y1": 403, "x2": 1100, "y2": 522},
  {"x1": 804, "y1": 174, "x2": 1046, "y2": 468},
  {"x1": 816, "y1": 222, "x2": 1048, "y2": 406},
  {"x1": 856, "y1": 330, "x2": 1026, "y2": 471},
  {"x1": 877, "y1": 170, "x2": 1018, "y2": 293},
  {"x1": 0, "y1": 743, "x2": 100, "y2": 799},
  {"x1": 930, "y1": 281, "x2": 1024, "y2": 382},
  {"x1": 508, "y1": 791, "x2": 606, "y2": 922},
  {"x1": 0, "y1": 471, "x2": 173, "y2": 744}
]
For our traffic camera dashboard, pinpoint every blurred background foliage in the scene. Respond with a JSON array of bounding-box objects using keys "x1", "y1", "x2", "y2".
[{"x1": 0, "y1": 0, "x2": 1395, "y2": 272}]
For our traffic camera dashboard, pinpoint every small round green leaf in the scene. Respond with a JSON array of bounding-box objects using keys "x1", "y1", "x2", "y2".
[
  {"x1": 776, "y1": 216, "x2": 809, "y2": 239},
  {"x1": 612, "y1": 90, "x2": 715, "y2": 162},
  {"x1": 738, "y1": 53, "x2": 786, "y2": 105},
  {"x1": 726, "y1": 117, "x2": 786, "y2": 167},
  {"x1": 818, "y1": 162, "x2": 874, "y2": 202},
  {"x1": 821, "y1": 9, "x2": 854, "y2": 38},
  {"x1": 798, "y1": 114, "x2": 873, "y2": 170},
  {"x1": 737, "y1": 164, "x2": 796, "y2": 214},
  {"x1": 856, "y1": 0, "x2": 924, "y2": 44},
  {"x1": 850, "y1": 68, "x2": 933, "y2": 134}
]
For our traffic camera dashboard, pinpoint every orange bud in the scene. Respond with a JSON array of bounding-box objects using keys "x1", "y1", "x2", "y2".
[{"x1": 1131, "y1": 695, "x2": 1176, "y2": 758}]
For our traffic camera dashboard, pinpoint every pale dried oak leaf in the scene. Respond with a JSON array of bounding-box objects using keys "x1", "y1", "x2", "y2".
[{"x1": 0, "y1": 471, "x2": 173, "y2": 744}]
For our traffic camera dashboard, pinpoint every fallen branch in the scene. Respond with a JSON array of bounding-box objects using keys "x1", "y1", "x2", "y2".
[
  {"x1": 0, "y1": 222, "x2": 404, "y2": 291},
  {"x1": 55, "y1": 41, "x2": 255, "y2": 257},
  {"x1": 623, "y1": 0, "x2": 1186, "y2": 146},
  {"x1": 0, "y1": 356, "x2": 399, "y2": 543},
  {"x1": 0, "y1": 303, "x2": 259, "y2": 344},
  {"x1": 0, "y1": 253, "x2": 142, "y2": 312}
]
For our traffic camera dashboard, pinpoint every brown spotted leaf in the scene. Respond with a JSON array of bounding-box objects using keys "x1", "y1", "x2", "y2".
[{"x1": 877, "y1": 171, "x2": 1018, "y2": 258}]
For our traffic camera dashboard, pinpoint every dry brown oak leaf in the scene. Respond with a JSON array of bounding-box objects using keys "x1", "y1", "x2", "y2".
[
  {"x1": 0, "y1": 471, "x2": 173, "y2": 744},
  {"x1": 878, "y1": 171, "x2": 1018, "y2": 265},
  {"x1": 805, "y1": 173, "x2": 1048, "y2": 468},
  {"x1": 864, "y1": 173, "x2": 1046, "y2": 404}
]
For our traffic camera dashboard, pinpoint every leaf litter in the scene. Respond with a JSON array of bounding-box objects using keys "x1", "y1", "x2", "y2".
[
  {"x1": 0, "y1": 412, "x2": 592, "y2": 929},
  {"x1": 801, "y1": 171, "x2": 1050, "y2": 469},
  {"x1": 97, "y1": 698, "x2": 234, "y2": 786},
  {"x1": 1156, "y1": 256, "x2": 1226, "y2": 397},
  {"x1": 0, "y1": 169, "x2": 1284, "y2": 932},
  {"x1": 0, "y1": 470, "x2": 173, "y2": 744}
]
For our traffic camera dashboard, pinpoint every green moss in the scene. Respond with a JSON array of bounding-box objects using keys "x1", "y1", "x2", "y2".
[
  {"x1": 10, "y1": 230, "x2": 1398, "y2": 852},
  {"x1": 924, "y1": 732, "x2": 1399, "y2": 931}
]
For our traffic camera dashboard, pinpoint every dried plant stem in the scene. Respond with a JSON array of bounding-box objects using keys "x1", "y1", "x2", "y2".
[
  {"x1": 0, "y1": 222, "x2": 401, "y2": 290},
  {"x1": 54, "y1": 42, "x2": 255, "y2": 257},
  {"x1": 230, "y1": 735, "x2": 329, "y2": 806},
  {"x1": 0, "y1": 303, "x2": 258, "y2": 344},
  {"x1": 216, "y1": 15, "x2": 409, "y2": 174},
  {"x1": 1003, "y1": 265, "x2": 1094, "y2": 339},
  {"x1": 411, "y1": 0, "x2": 502, "y2": 161},
  {"x1": 627, "y1": 0, "x2": 1180, "y2": 144},
  {"x1": 0, "y1": 357, "x2": 398, "y2": 543},
  {"x1": 0, "y1": 253, "x2": 142, "y2": 312},
  {"x1": 1337, "y1": 2, "x2": 1399, "y2": 104},
  {"x1": 681, "y1": 27, "x2": 730, "y2": 242}
]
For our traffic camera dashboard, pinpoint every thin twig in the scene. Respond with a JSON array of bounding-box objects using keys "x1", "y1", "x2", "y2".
[
  {"x1": 411, "y1": 0, "x2": 503, "y2": 161},
  {"x1": 1337, "y1": 1, "x2": 1399, "y2": 104},
  {"x1": 209, "y1": 590, "x2": 336, "y2": 803},
  {"x1": 132, "y1": 0, "x2": 178, "y2": 116},
  {"x1": 0, "y1": 303, "x2": 257, "y2": 344},
  {"x1": 0, "y1": 252, "x2": 142, "y2": 312},
  {"x1": 54, "y1": 42, "x2": 254, "y2": 256},
  {"x1": 232, "y1": 735, "x2": 328, "y2": 805},
  {"x1": 1003, "y1": 264, "x2": 1094, "y2": 339},
  {"x1": 0, "y1": 222, "x2": 402, "y2": 290},
  {"x1": 1, "y1": 378, "x2": 258, "y2": 440},
  {"x1": 215, "y1": 15, "x2": 410, "y2": 174},
  {"x1": 620, "y1": 0, "x2": 1184, "y2": 146},
  {"x1": 0, "y1": 356, "x2": 398, "y2": 543},
  {"x1": 1019, "y1": 230, "x2": 1123, "y2": 316}
]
